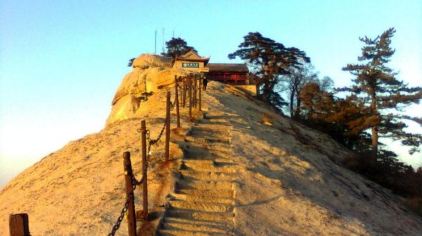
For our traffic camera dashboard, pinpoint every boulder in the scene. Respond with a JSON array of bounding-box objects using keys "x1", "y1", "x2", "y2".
[
  {"x1": 106, "y1": 54, "x2": 189, "y2": 125},
  {"x1": 132, "y1": 54, "x2": 172, "y2": 69}
]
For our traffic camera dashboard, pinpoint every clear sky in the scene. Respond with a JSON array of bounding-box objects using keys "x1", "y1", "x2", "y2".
[{"x1": 1, "y1": 0, "x2": 421, "y2": 186}]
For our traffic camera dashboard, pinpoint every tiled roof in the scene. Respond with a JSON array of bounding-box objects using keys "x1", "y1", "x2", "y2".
[{"x1": 208, "y1": 63, "x2": 249, "y2": 73}]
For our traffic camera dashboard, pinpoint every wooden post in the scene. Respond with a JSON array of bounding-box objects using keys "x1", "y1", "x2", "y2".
[
  {"x1": 9, "y1": 213, "x2": 30, "y2": 236},
  {"x1": 182, "y1": 78, "x2": 186, "y2": 108},
  {"x1": 175, "y1": 76, "x2": 180, "y2": 128},
  {"x1": 141, "y1": 120, "x2": 148, "y2": 220},
  {"x1": 193, "y1": 76, "x2": 197, "y2": 108},
  {"x1": 199, "y1": 75, "x2": 202, "y2": 111},
  {"x1": 123, "y1": 152, "x2": 137, "y2": 236},
  {"x1": 192, "y1": 76, "x2": 195, "y2": 108},
  {"x1": 188, "y1": 78, "x2": 192, "y2": 120},
  {"x1": 165, "y1": 91, "x2": 171, "y2": 161}
]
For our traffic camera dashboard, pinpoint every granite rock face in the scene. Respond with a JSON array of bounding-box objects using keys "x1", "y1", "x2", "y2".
[{"x1": 107, "y1": 54, "x2": 187, "y2": 125}]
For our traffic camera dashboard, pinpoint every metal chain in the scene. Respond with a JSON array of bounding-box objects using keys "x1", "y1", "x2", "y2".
[
  {"x1": 108, "y1": 175, "x2": 142, "y2": 236},
  {"x1": 132, "y1": 175, "x2": 144, "y2": 186},
  {"x1": 144, "y1": 121, "x2": 165, "y2": 164},
  {"x1": 148, "y1": 122, "x2": 166, "y2": 146},
  {"x1": 170, "y1": 95, "x2": 177, "y2": 110},
  {"x1": 108, "y1": 80, "x2": 185, "y2": 236},
  {"x1": 108, "y1": 194, "x2": 131, "y2": 236}
]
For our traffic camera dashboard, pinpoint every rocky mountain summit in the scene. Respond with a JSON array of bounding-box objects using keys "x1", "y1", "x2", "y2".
[{"x1": 1, "y1": 54, "x2": 421, "y2": 235}]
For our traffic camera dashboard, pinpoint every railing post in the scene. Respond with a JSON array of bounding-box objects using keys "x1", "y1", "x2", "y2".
[
  {"x1": 182, "y1": 78, "x2": 186, "y2": 108},
  {"x1": 192, "y1": 76, "x2": 195, "y2": 108},
  {"x1": 141, "y1": 120, "x2": 148, "y2": 220},
  {"x1": 9, "y1": 213, "x2": 30, "y2": 236},
  {"x1": 199, "y1": 75, "x2": 202, "y2": 111},
  {"x1": 175, "y1": 76, "x2": 181, "y2": 128},
  {"x1": 189, "y1": 77, "x2": 192, "y2": 121},
  {"x1": 123, "y1": 152, "x2": 137, "y2": 236},
  {"x1": 193, "y1": 76, "x2": 197, "y2": 108},
  {"x1": 165, "y1": 91, "x2": 171, "y2": 161}
]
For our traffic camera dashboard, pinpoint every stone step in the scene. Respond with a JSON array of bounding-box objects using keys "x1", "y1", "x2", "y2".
[
  {"x1": 177, "y1": 189, "x2": 233, "y2": 199},
  {"x1": 182, "y1": 161, "x2": 235, "y2": 173},
  {"x1": 185, "y1": 136, "x2": 231, "y2": 145},
  {"x1": 163, "y1": 217, "x2": 231, "y2": 230},
  {"x1": 161, "y1": 220, "x2": 227, "y2": 234},
  {"x1": 183, "y1": 155, "x2": 235, "y2": 164},
  {"x1": 176, "y1": 179, "x2": 233, "y2": 191},
  {"x1": 182, "y1": 165, "x2": 235, "y2": 174},
  {"x1": 158, "y1": 229, "x2": 229, "y2": 236},
  {"x1": 171, "y1": 192, "x2": 233, "y2": 204},
  {"x1": 180, "y1": 169, "x2": 234, "y2": 181},
  {"x1": 183, "y1": 147, "x2": 233, "y2": 161},
  {"x1": 165, "y1": 209, "x2": 234, "y2": 223},
  {"x1": 169, "y1": 200, "x2": 233, "y2": 213},
  {"x1": 183, "y1": 159, "x2": 215, "y2": 169},
  {"x1": 197, "y1": 119, "x2": 231, "y2": 126},
  {"x1": 184, "y1": 141, "x2": 232, "y2": 153},
  {"x1": 188, "y1": 128, "x2": 231, "y2": 138},
  {"x1": 184, "y1": 196, "x2": 233, "y2": 205}
]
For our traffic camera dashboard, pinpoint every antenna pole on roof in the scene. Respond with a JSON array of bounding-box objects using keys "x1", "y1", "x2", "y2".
[
  {"x1": 162, "y1": 28, "x2": 165, "y2": 54},
  {"x1": 154, "y1": 30, "x2": 157, "y2": 54}
]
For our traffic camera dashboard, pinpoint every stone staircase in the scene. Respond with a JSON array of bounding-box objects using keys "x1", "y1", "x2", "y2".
[{"x1": 157, "y1": 112, "x2": 237, "y2": 236}]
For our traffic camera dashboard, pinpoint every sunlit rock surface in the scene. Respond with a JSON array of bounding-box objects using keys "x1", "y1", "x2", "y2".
[{"x1": 107, "y1": 54, "x2": 188, "y2": 125}]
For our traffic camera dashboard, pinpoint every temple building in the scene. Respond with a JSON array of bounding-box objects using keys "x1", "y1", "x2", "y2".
[
  {"x1": 207, "y1": 63, "x2": 249, "y2": 85},
  {"x1": 173, "y1": 50, "x2": 250, "y2": 85},
  {"x1": 172, "y1": 50, "x2": 210, "y2": 73}
]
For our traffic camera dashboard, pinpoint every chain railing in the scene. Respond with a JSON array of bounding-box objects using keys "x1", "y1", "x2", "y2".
[
  {"x1": 108, "y1": 174, "x2": 144, "y2": 236},
  {"x1": 108, "y1": 194, "x2": 130, "y2": 236},
  {"x1": 107, "y1": 74, "x2": 204, "y2": 236},
  {"x1": 8, "y1": 74, "x2": 205, "y2": 236}
]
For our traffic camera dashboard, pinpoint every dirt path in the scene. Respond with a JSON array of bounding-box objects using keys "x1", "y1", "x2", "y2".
[{"x1": 157, "y1": 110, "x2": 238, "y2": 236}]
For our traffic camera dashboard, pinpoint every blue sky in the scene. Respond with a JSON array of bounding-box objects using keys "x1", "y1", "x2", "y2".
[{"x1": 1, "y1": 0, "x2": 421, "y2": 185}]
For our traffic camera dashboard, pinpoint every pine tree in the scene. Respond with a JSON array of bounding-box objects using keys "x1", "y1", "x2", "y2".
[
  {"x1": 299, "y1": 81, "x2": 372, "y2": 151},
  {"x1": 128, "y1": 58, "x2": 135, "y2": 67},
  {"x1": 162, "y1": 37, "x2": 196, "y2": 59},
  {"x1": 228, "y1": 32, "x2": 309, "y2": 110},
  {"x1": 281, "y1": 64, "x2": 318, "y2": 118},
  {"x1": 342, "y1": 28, "x2": 422, "y2": 162}
]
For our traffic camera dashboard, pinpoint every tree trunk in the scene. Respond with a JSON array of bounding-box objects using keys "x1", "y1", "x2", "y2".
[
  {"x1": 294, "y1": 94, "x2": 301, "y2": 119},
  {"x1": 371, "y1": 125, "x2": 378, "y2": 162},
  {"x1": 370, "y1": 91, "x2": 378, "y2": 164},
  {"x1": 289, "y1": 91, "x2": 295, "y2": 117},
  {"x1": 262, "y1": 80, "x2": 271, "y2": 103}
]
